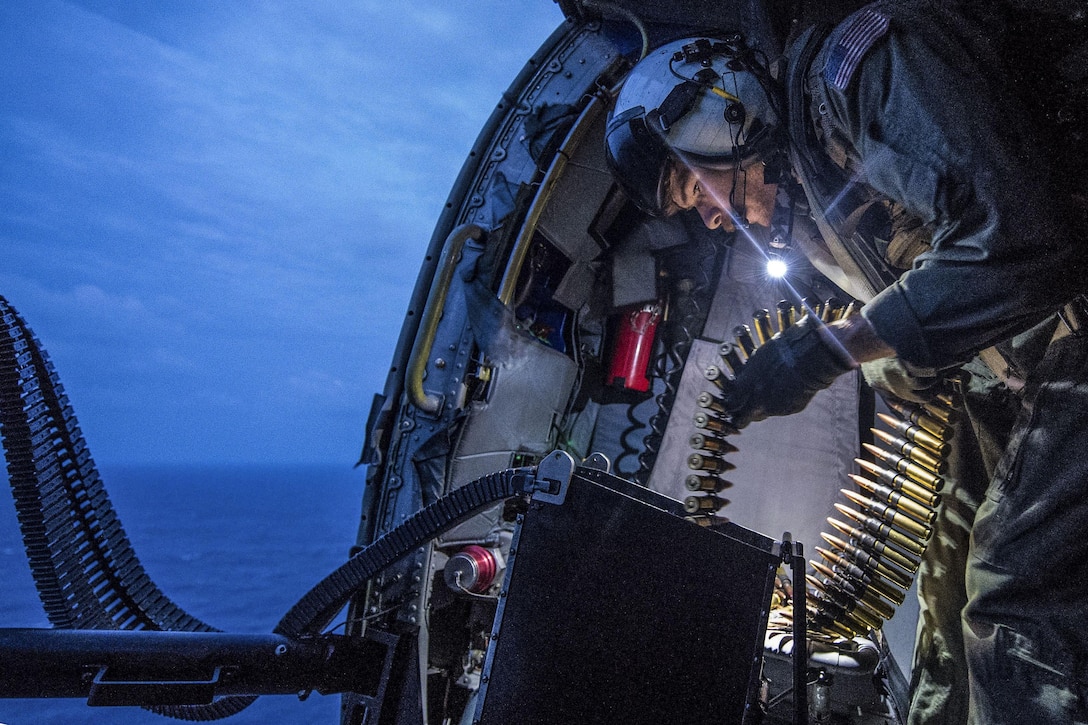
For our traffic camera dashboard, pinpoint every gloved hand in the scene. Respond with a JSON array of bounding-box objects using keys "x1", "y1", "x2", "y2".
[
  {"x1": 723, "y1": 315, "x2": 856, "y2": 428},
  {"x1": 860, "y1": 357, "x2": 941, "y2": 404}
]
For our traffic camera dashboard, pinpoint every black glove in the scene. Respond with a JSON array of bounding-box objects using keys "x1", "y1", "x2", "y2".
[
  {"x1": 723, "y1": 315, "x2": 855, "y2": 428},
  {"x1": 860, "y1": 357, "x2": 941, "y2": 404}
]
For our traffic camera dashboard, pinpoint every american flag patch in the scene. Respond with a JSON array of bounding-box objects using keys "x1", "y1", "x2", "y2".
[{"x1": 823, "y1": 8, "x2": 890, "y2": 90}]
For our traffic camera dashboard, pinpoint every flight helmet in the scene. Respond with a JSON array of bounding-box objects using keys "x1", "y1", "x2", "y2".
[{"x1": 604, "y1": 36, "x2": 782, "y2": 216}]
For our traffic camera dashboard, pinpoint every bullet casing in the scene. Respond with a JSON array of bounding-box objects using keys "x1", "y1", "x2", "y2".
[
  {"x1": 718, "y1": 342, "x2": 744, "y2": 373},
  {"x1": 684, "y1": 494, "x2": 727, "y2": 513},
  {"x1": 848, "y1": 475, "x2": 937, "y2": 526},
  {"x1": 817, "y1": 547, "x2": 906, "y2": 605},
  {"x1": 827, "y1": 518, "x2": 921, "y2": 572},
  {"x1": 733, "y1": 324, "x2": 757, "y2": 357},
  {"x1": 808, "y1": 574, "x2": 892, "y2": 623},
  {"x1": 753, "y1": 309, "x2": 774, "y2": 345},
  {"x1": 888, "y1": 400, "x2": 953, "y2": 439},
  {"x1": 689, "y1": 433, "x2": 737, "y2": 457},
  {"x1": 776, "y1": 300, "x2": 795, "y2": 332},
  {"x1": 834, "y1": 503, "x2": 927, "y2": 556},
  {"x1": 692, "y1": 412, "x2": 739, "y2": 435},
  {"x1": 704, "y1": 365, "x2": 730, "y2": 390},
  {"x1": 871, "y1": 428, "x2": 945, "y2": 473},
  {"x1": 687, "y1": 453, "x2": 731, "y2": 474},
  {"x1": 697, "y1": 391, "x2": 728, "y2": 415},
  {"x1": 878, "y1": 413, "x2": 950, "y2": 456},
  {"x1": 821, "y1": 532, "x2": 913, "y2": 589},
  {"x1": 843, "y1": 489, "x2": 932, "y2": 539},
  {"x1": 685, "y1": 474, "x2": 731, "y2": 493},
  {"x1": 861, "y1": 445, "x2": 944, "y2": 493}
]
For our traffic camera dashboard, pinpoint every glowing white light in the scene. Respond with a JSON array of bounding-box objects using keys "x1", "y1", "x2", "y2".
[{"x1": 766, "y1": 256, "x2": 789, "y2": 279}]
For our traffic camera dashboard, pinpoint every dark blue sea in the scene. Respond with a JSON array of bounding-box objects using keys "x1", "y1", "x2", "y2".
[{"x1": 0, "y1": 463, "x2": 367, "y2": 725}]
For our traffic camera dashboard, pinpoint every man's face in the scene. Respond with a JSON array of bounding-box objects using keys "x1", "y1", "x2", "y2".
[{"x1": 666, "y1": 160, "x2": 778, "y2": 231}]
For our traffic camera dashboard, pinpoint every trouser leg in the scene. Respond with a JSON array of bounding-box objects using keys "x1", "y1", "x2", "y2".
[
  {"x1": 964, "y1": 333, "x2": 1088, "y2": 724},
  {"x1": 908, "y1": 363, "x2": 1016, "y2": 725}
]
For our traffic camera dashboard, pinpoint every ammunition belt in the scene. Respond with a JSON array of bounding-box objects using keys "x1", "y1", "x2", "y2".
[
  {"x1": 685, "y1": 300, "x2": 957, "y2": 640},
  {"x1": 0, "y1": 295, "x2": 254, "y2": 721}
]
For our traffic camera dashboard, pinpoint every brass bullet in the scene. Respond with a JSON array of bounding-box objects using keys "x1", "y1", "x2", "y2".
[
  {"x1": 808, "y1": 589, "x2": 884, "y2": 630},
  {"x1": 877, "y1": 412, "x2": 950, "y2": 456},
  {"x1": 887, "y1": 400, "x2": 953, "y2": 439},
  {"x1": 753, "y1": 309, "x2": 774, "y2": 345},
  {"x1": 834, "y1": 503, "x2": 927, "y2": 556},
  {"x1": 718, "y1": 341, "x2": 744, "y2": 372},
  {"x1": 812, "y1": 558, "x2": 903, "y2": 608},
  {"x1": 871, "y1": 428, "x2": 945, "y2": 473},
  {"x1": 697, "y1": 391, "x2": 728, "y2": 415},
  {"x1": 842, "y1": 489, "x2": 933, "y2": 539},
  {"x1": 827, "y1": 517, "x2": 921, "y2": 572},
  {"x1": 776, "y1": 300, "x2": 795, "y2": 332},
  {"x1": 849, "y1": 473, "x2": 937, "y2": 525},
  {"x1": 685, "y1": 474, "x2": 732, "y2": 493},
  {"x1": 808, "y1": 573, "x2": 891, "y2": 624},
  {"x1": 693, "y1": 411, "x2": 739, "y2": 436},
  {"x1": 921, "y1": 399, "x2": 959, "y2": 425},
  {"x1": 704, "y1": 364, "x2": 730, "y2": 390},
  {"x1": 734, "y1": 324, "x2": 757, "y2": 357},
  {"x1": 817, "y1": 547, "x2": 906, "y2": 606},
  {"x1": 689, "y1": 433, "x2": 737, "y2": 456},
  {"x1": 821, "y1": 532, "x2": 914, "y2": 589},
  {"x1": 813, "y1": 553, "x2": 905, "y2": 605},
  {"x1": 861, "y1": 445, "x2": 944, "y2": 493},
  {"x1": 688, "y1": 453, "x2": 732, "y2": 475},
  {"x1": 684, "y1": 494, "x2": 728, "y2": 514}
]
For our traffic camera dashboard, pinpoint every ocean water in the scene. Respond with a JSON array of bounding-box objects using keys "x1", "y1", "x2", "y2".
[{"x1": 0, "y1": 463, "x2": 367, "y2": 725}]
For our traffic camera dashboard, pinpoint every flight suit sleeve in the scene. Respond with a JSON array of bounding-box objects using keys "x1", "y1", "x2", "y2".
[{"x1": 814, "y1": 4, "x2": 1085, "y2": 369}]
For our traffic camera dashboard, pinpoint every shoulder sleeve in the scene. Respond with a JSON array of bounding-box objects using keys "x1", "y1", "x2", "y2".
[{"x1": 814, "y1": 4, "x2": 1086, "y2": 368}]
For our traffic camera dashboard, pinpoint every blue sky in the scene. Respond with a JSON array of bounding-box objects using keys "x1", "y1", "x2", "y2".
[{"x1": 0, "y1": 0, "x2": 566, "y2": 465}]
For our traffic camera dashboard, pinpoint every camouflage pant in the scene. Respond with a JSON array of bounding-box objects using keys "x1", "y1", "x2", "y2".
[{"x1": 908, "y1": 324, "x2": 1088, "y2": 724}]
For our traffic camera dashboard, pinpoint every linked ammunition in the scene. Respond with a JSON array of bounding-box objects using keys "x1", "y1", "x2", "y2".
[
  {"x1": 834, "y1": 503, "x2": 927, "y2": 556},
  {"x1": 697, "y1": 391, "x2": 728, "y2": 415},
  {"x1": 842, "y1": 489, "x2": 932, "y2": 539},
  {"x1": 718, "y1": 342, "x2": 744, "y2": 373},
  {"x1": 921, "y1": 400, "x2": 959, "y2": 425},
  {"x1": 849, "y1": 474, "x2": 938, "y2": 525},
  {"x1": 689, "y1": 433, "x2": 738, "y2": 456},
  {"x1": 877, "y1": 412, "x2": 950, "y2": 456},
  {"x1": 821, "y1": 298, "x2": 840, "y2": 322},
  {"x1": 692, "y1": 411, "x2": 739, "y2": 436},
  {"x1": 806, "y1": 605, "x2": 863, "y2": 638},
  {"x1": 684, "y1": 494, "x2": 728, "y2": 514},
  {"x1": 817, "y1": 547, "x2": 907, "y2": 606},
  {"x1": 808, "y1": 587, "x2": 884, "y2": 631},
  {"x1": 776, "y1": 300, "x2": 795, "y2": 332},
  {"x1": 807, "y1": 573, "x2": 891, "y2": 624},
  {"x1": 827, "y1": 517, "x2": 921, "y2": 572},
  {"x1": 688, "y1": 453, "x2": 732, "y2": 475},
  {"x1": 887, "y1": 400, "x2": 953, "y2": 439},
  {"x1": 812, "y1": 558, "x2": 903, "y2": 608},
  {"x1": 861, "y1": 444, "x2": 944, "y2": 493},
  {"x1": 704, "y1": 365, "x2": 729, "y2": 391},
  {"x1": 814, "y1": 554, "x2": 905, "y2": 607},
  {"x1": 871, "y1": 428, "x2": 945, "y2": 473},
  {"x1": 753, "y1": 309, "x2": 774, "y2": 345},
  {"x1": 685, "y1": 473, "x2": 732, "y2": 493},
  {"x1": 684, "y1": 514, "x2": 718, "y2": 527},
  {"x1": 821, "y1": 532, "x2": 913, "y2": 589},
  {"x1": 734, "y1": 324, "x2": 757, "y2": 357}
]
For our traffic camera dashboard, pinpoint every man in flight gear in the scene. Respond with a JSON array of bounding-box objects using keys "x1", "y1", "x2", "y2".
[{"x1": 604, "y1": 1, "x2": 1088, "y2": 723}]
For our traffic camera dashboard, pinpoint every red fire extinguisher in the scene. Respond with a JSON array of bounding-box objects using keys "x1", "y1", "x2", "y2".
[{"x1": 606, "y1": 301, "x2": 663, "y2": 393}]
